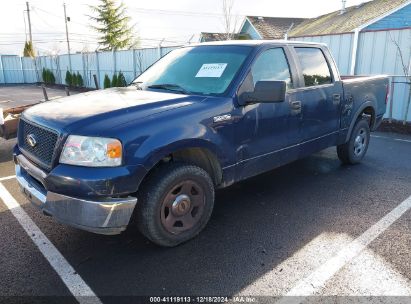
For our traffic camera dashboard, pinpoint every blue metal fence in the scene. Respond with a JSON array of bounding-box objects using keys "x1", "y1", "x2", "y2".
[
  {"x1": 0, "y1": 46, "x2": 180, "y2": 89},
  {"x1": 291, "y1": 29, "x2": 411, "y2": 122}
]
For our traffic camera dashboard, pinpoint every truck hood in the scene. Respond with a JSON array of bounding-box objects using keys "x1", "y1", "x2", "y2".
[{"x1": 23, "y1": 87, "x2": 205, "y2": 132}]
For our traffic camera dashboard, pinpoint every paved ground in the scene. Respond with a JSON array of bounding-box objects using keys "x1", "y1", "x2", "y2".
[
  {"x1": 0, "y1": 132, "x2": 410, "y2": 303},
  {"x1": 0, "y1": 84, "x2": 76, "y2": 111}
]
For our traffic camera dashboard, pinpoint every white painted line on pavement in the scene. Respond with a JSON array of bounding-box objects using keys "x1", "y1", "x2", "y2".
[
  {"x1": 277, "y1": 194, "x2": 411, "y2": 303},
  {"x1": 325, "y1": 247, "x2": 411, "y2": 296},
  {"x1": 395, "y1": 138, "x2": 411, "y2": 144},
  {"x1": 371, "y1": 135, "x2": 411, "y2": 143},
  {"x1": 0, "y1": 175, "x2": 16, "y2": 182},
  {"x1": 0, "y1": 183, "x2": 102, "y2": 304}
]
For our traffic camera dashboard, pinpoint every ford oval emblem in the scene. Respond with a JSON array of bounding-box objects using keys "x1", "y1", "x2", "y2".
[{"x1": 27, "y1": 134, "x2": 37, "y2": 147}]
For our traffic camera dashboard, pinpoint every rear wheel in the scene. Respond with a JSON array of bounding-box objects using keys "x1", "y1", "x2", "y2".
[
  {"x1": 337, "y1": 118, "x2": 370, "y2": 164},
  {"x1": 136, "y1": 163, "x2": 214, "y2": 247}
]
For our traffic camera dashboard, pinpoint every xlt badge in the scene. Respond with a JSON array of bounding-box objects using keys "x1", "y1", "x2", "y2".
[{"x1": 213, "y1": 114, "x2": 232, "y2": 123}]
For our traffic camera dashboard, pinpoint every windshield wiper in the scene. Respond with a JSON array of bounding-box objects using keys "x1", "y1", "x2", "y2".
[{"x1": 147, "y1": 84, "x2": 191, "y2": 94}]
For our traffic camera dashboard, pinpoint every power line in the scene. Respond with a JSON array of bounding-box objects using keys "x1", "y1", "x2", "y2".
[
  {"x1": 32, "y1": 5, "x2": 90, "y2": 28},
  {"x1": 119, "y1": 6, "x2": 227, "y2": 18}
]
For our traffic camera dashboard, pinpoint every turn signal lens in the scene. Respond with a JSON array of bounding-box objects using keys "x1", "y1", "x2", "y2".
[{"x1": 107, "y1": 142, "x2": 122, "y2": 158}]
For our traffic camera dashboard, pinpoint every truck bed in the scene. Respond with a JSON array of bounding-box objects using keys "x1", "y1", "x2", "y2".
[{"x1": 340, "y1": 75, "x2": 389, "y2": 131}]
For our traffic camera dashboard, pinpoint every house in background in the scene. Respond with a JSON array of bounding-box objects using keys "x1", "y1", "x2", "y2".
[
  {"x1": 239, "y1": 16, "x2": 307, "y2": 40},
  {"x1": 237, "y1": 0, "x2": 411, "y2": 122}
]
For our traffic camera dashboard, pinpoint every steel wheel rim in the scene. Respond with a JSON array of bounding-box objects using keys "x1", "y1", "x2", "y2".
[
  {"x1": 160, "y1": 180, "x2": 205, "y2": 235},
  {"x1": 353, "y1": 128, "x2": 367, "y2": 156}
]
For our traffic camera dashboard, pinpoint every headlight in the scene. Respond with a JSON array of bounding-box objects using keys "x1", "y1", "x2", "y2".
[{"x1": 60, "y1": 135, "x2": 122, "y2": 167}]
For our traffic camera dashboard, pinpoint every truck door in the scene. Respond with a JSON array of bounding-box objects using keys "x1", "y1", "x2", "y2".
[
  {"x1": 292, "y1": 47, "x2": 342, "y2": 145},
  {"x1": 235, "y1": 47, "x2": 301, "y2": 180}
]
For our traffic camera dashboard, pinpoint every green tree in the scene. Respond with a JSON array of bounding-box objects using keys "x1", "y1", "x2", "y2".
[
  {"x1": 65, "y1": 71, "x2": 72, "y2": 86},
  {"x1": 112, "y1": 73, "x2": 118, "y2": 87},
  {"x1": 49, "y1": 70, "x2": 56, "y2": 84},
  {"x1": 71, "y1": 72, "x2": 78, "y2": 87},
  {"x1": 89, "y1": 0, "x2": 137, "y2": 51},
  {"x1": 104, "y1": 74, "x2": 111, "y2": 88},
  {"x1": 42, "y1": 68, "x2": 47, "y2": 83},
  {"x1": 117, "y1": 71, "x2": 127, "y2": 87},
  {"x1": 42, "y1": 68, "x2": 55, "y2": 85},
  {"x1": 23, "y1": 41, "x2": 36, "y2": 57},
  {"x1": 76, "y1": 72, "x2": 84, "y2": 87}
]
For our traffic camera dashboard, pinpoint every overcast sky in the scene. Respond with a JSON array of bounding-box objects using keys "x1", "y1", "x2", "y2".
[{"x1": 0, "y1": 0, "x2": 371, "y2": 55}]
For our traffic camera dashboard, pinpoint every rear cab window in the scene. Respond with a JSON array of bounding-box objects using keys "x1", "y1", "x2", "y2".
[{"x1": 294, "y1": 47, "x2": 332, "y2": 87}]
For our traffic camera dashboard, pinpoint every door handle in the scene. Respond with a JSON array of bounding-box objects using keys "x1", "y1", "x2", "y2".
[
  {"x1": 290, "y1": 101, "x2": 302, "y2": 110},
  {"x1": 333, "y1": 94, "x2": 341, "y2": 105}
]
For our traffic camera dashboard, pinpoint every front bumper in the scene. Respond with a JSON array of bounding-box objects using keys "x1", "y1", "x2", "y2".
[{"x1": 15, "y1": 155, "x2": 137, "y2": 235}]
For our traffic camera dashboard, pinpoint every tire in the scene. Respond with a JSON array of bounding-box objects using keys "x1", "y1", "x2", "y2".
[
  {"x1": 337, "y1": 118, "x2": 370, "y2": 165},
  {"x1": 136, "y1": 162, "x2": 215, "y2": 247}
]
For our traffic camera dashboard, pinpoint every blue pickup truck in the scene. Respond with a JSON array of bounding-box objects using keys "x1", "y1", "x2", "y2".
[{"x1": 14, "y1": 41, "x2": 389, "y2": 246}]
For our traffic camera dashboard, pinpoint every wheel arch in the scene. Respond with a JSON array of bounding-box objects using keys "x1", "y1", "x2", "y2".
[
  {"x1": 345, "y1": 101, "x2": 376, "y2": 142},
  {"x1": 140, "y1": 140, "x2": 224, "y2": 188}
]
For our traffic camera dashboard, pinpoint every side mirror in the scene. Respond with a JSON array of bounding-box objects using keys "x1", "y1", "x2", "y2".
[{"x1": 240, "y1": 81, "x2": 286, "y2": 105}]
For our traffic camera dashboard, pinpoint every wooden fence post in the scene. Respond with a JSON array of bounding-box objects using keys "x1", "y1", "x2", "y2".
[{"x1": 41, "y1": 84, "x2": 49, "y2": 101}]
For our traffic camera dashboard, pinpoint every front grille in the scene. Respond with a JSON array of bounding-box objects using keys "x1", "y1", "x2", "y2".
[{"x1": 18, "y1": 119, "x2": 59, "y2": 169}]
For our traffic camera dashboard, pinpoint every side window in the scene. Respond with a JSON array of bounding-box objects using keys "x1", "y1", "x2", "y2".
[
  {"x1": 295, "y1": 48, "x2": 332, "y2": 87},
  {"x1": 251, "y1": 48, "x2": 293, "y2": 89}
]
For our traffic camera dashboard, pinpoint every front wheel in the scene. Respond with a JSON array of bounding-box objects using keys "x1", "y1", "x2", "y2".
[
  {"x1": 136, "y1": 163, "x2": 215, "y2": 247},
  {"x1": 337, "y1": 118, "x2": 370, "y2": 165}
]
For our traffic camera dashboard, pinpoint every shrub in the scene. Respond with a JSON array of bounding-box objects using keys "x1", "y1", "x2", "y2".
[
  {"x1": 111, "y1": 73, "x2": 118, "y2": 87},
  {"x1": 76, "y1": 72, "x2": 84, "y2": 87},
  {"x1": 49, "y1": 71, "x2": 55, "y2": 84},
  {"x1": 103, "y1": 74, "x2": 111, "y2": 89},
  {"x1": 42, "y1": 68, "x2": 47, "y2": 83},
  {"x1": 42, "y1": 68, "x2": 55, "y2": 85},
  {"x1": 117, "y1": 71, "x2": 127, "y2": 87},
  {"x1": 65, "y1": 71, "x2": 72, "y2": 86},
  {"x1": 71, "y1": 72, "x2": 78, "y2": 87}
]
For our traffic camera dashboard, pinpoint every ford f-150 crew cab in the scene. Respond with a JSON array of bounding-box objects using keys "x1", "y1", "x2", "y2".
[{"x1": 14, "y1": 41, "x2": 389, "y2": 246}]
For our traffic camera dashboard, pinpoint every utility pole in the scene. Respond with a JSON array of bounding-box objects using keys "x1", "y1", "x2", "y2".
[
  {"x1": 26, "y1": 2, "x2": 32, "y2": 42},
  {"x1": 26, "y1": 1, "x2": 39, "y2": 82},
  {"x1": 63, "y1": 3, "x2": 72, "y2": 71}
]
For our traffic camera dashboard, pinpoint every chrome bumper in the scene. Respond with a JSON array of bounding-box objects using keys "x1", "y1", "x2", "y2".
[{"x1": 15, "y1": 162, "x2": 137, "y2": 235}]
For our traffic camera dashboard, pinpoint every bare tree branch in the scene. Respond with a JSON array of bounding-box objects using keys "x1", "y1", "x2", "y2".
[
  {"x1": 388, "y1": 31, "x2": 411, "y2": 124},
  {"x1": 221, "y1": 0, "x2": 238, "y2": 40}
]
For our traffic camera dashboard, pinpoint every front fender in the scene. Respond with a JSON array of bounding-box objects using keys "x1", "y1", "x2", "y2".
[{"x1": 133, "y1": 123, "x2": 228, "y2": 172}]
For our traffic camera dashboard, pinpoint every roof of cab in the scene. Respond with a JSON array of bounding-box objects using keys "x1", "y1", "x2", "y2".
[{"x1": 189, "y1": 40, "x2": 326, "y2": 47}]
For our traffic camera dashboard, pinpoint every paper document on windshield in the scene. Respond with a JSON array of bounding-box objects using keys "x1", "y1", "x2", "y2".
[{"x1": 195, "y1": 63, "x2": 227, "y2": 78}]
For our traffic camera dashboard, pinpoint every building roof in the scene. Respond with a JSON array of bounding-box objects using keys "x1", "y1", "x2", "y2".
[
  {"x1": 200, "y1": 32, "x2": 250, "y2": 42},
  {"x1": 290, "y1": 0, "x2": 411, "y2": 37},
  {"x1": 245, "y1": 16, "x2": 307, "y2": 39}
]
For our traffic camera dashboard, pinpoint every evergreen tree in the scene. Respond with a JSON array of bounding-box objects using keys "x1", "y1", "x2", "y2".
[
  {"x1": 23, "y1": 41, "x2": 36, "y2": 57},
  {"x1": 89, "y1": 0, "x2": 137, "y2": 51},
  {"x1": 49, "y1": 70, "x2": 56, "y2": 84},
  {"x1": 77, "y1": 72, "x2": 84, "y2": 87},
  {"x1": 65, "y1": 71, "x2": 72, "y2": 86},
  {"x1": 112, "y1": 73, "x2": 118, "y2": 87},
  {"x1": 118, "y1": 71, "x2": 127, "y2": 87},
  {"x1": 42, "y1": 68, "x2": 47, "y2": 83},
  {"x1": 104, "y1": 74, "x2": 111, "y2": 88}
]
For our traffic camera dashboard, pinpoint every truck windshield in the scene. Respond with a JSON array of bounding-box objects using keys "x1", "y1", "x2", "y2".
[{"x1": 132, "y1": 45, "x2": 252, "y2": 95}]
